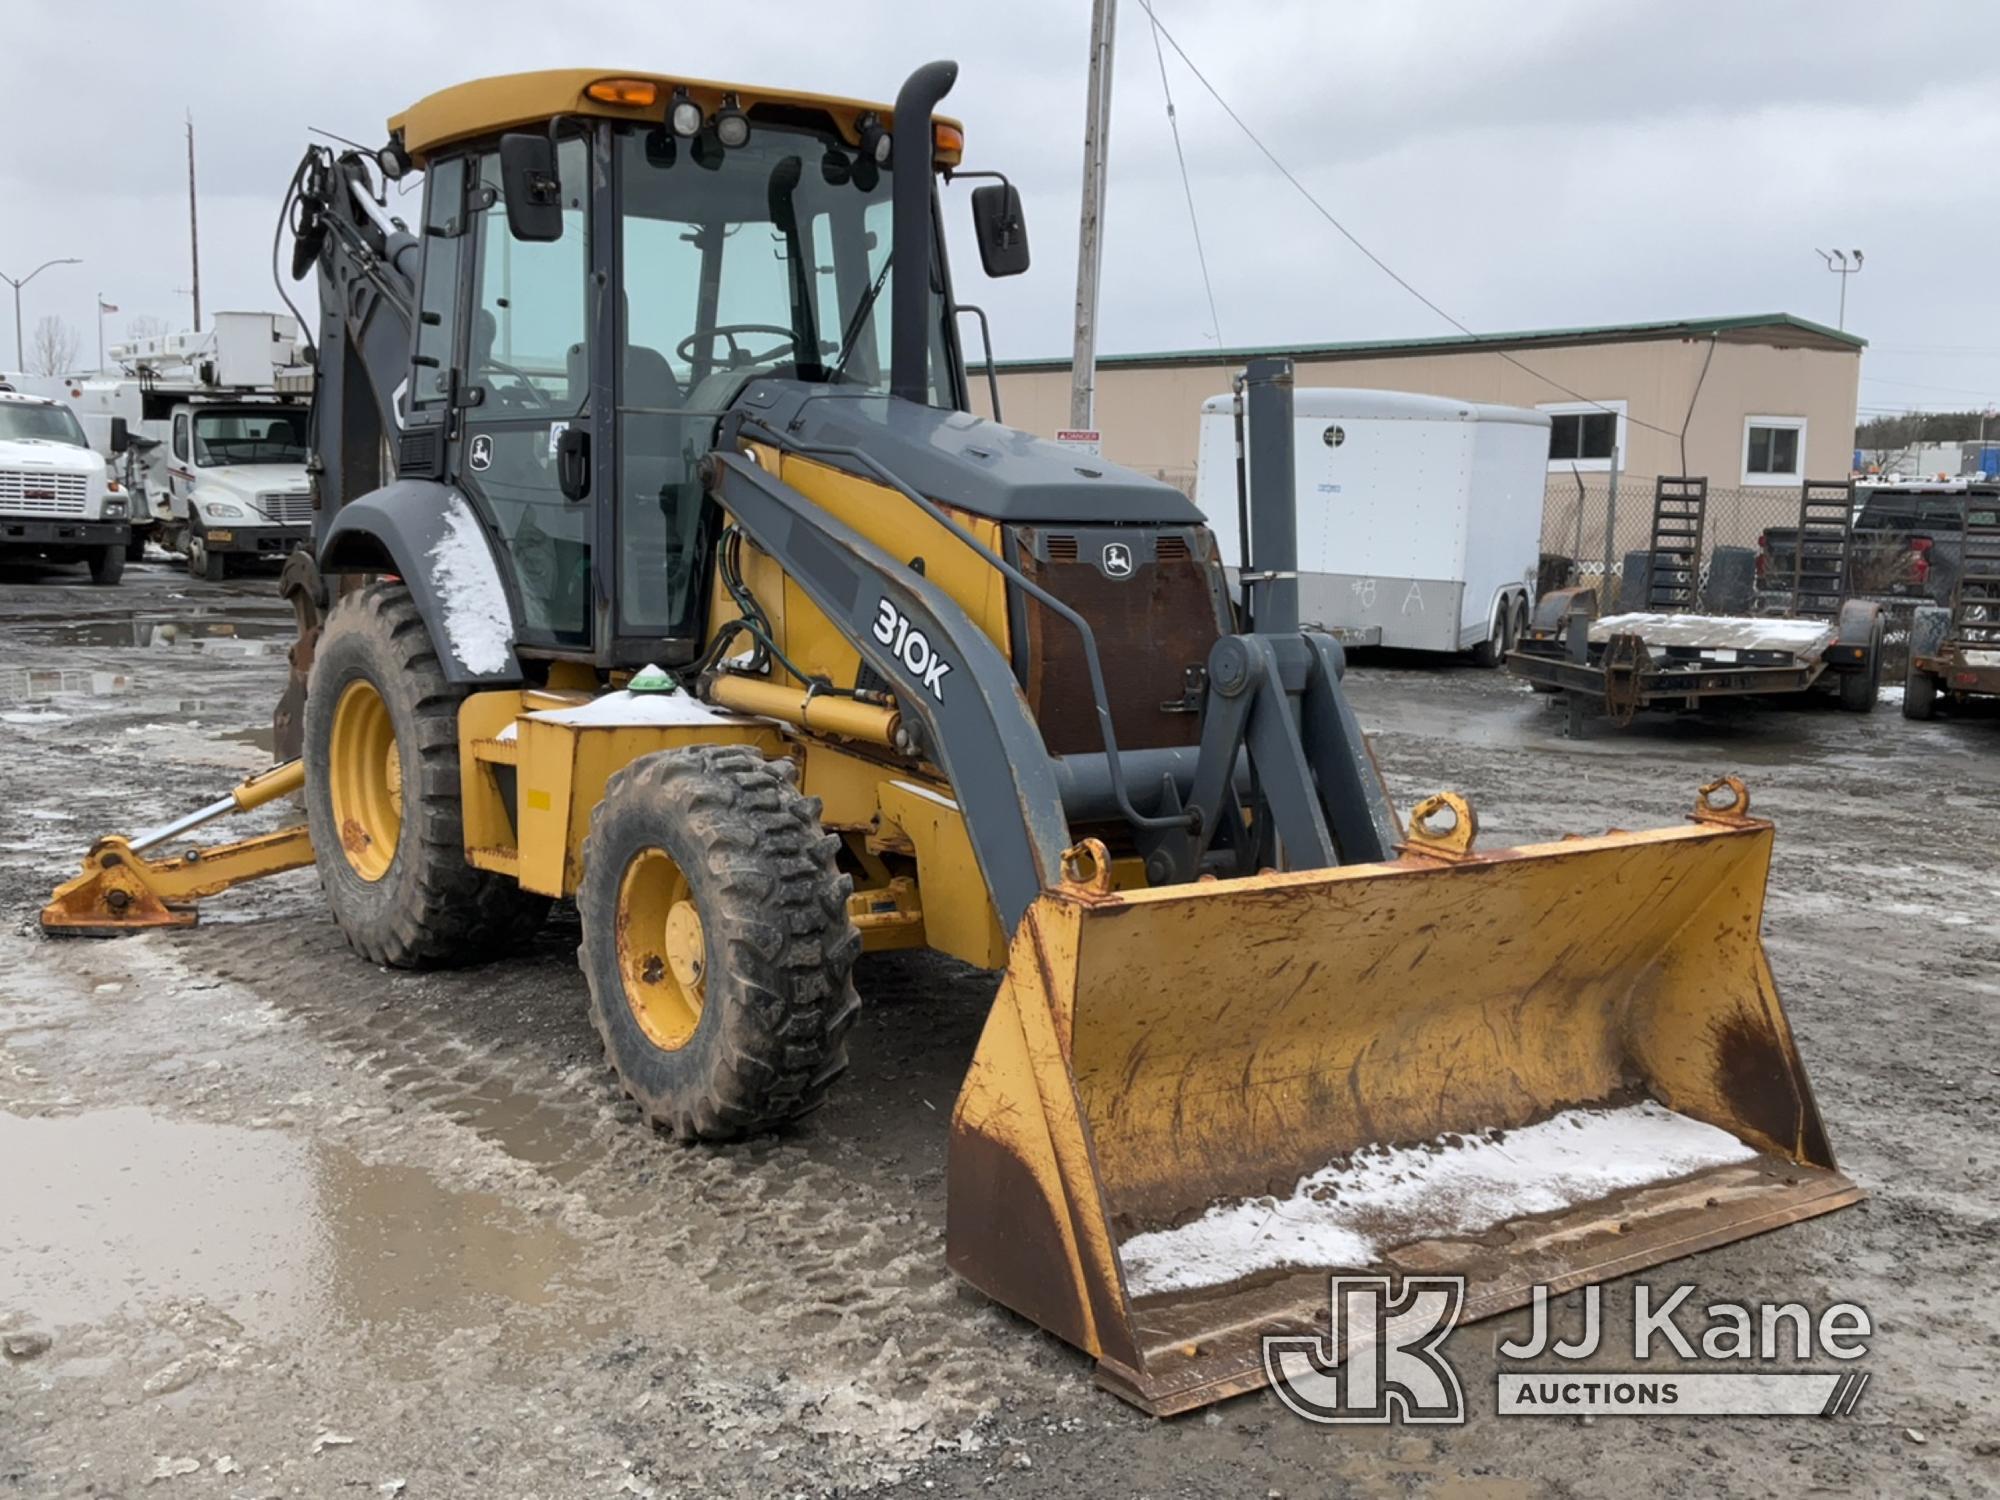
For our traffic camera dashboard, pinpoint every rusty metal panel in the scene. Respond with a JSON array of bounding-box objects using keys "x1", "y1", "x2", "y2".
[{"x1": 1013, "y1": 524, "x2": 1228, "y2": 755}]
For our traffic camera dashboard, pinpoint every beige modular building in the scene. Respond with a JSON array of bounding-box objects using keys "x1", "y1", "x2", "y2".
[{"x1": 974, "y1": 313, "x2": 1865, "y2": 574}]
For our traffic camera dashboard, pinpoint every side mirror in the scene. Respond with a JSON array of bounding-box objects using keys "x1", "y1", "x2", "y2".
[
  {"x1": 110, "y1": 417, "x2": 130, "y2": 453},
  {"x1": 556, "y1": 424, "x2": 590, "y2": 501},
  {"x1": 498, "y1": 133, "x2": 563, "y2": 243},
  {"x1": 970, "y1": 183, "x2": 1030, "y2": 277}
]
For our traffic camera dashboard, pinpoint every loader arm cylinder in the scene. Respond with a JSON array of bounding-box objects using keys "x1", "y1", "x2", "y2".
[{"x1": 703, "y1": 449, "x2": 1069, "y2": 930}]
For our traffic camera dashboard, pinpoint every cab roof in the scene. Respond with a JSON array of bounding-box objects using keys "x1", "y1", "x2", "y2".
[{"x1": 388, "y1": 68, "x2": 963, "y2": 166}]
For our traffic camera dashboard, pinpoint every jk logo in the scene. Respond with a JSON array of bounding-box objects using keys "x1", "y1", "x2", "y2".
[{"x1": 1263, "y1": 1276, "x2": 1466, "y2": 1424}]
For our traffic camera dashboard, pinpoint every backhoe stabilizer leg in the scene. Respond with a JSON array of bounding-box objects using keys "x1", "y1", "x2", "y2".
[{"x1": 41, "y1": 761, "x2": 315, "y2": 937}]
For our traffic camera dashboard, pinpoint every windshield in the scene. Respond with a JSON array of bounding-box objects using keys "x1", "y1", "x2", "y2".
[
  {"x1": 0, "y1": 401, "x2": 87, "y2": 447},
  {"x1": 193, "y1": 409, "x2": 308, "y2": 467},
  {"x1": 616, "y1": 118, "x2": 958, "y2": 410}
]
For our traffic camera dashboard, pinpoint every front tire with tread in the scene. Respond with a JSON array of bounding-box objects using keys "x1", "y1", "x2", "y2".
[
  {"x1": 578, "y1": 744, "x2": 862, "y2": 1141},
  {"x1": 303, "y1": 581, "x2": 546, "y2": 967}
]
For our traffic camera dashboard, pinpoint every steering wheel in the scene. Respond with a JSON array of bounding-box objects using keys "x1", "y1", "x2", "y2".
[
  {"x1": 479, "y1": 355, "x2": 549, "y2": 409},
  {"x1": 676, "y1": 324, "x2": 798, "y2": 370}
]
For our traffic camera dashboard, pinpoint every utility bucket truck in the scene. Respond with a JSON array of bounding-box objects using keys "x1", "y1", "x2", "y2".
[
  {"x1": 62, "y1": 312, "x2": 313, "y2": 575},
  {"x1": 45, "y1": 63, "x2": 1857, "y2": 1415}
]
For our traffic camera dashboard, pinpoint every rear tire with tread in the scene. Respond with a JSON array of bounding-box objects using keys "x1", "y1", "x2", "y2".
[
  {"x1": 88, "y1": 543, "x2": 125, "y2": 586},
  {"x1": 1902, "y1": 666, "x2": 1938, "y2": 720},
  {"x1": 577, "y1": 744, "x2": 862, "y2": 1140},
  {"x1": 303, "y1": 580, "x2": 546, "y2": 967}
]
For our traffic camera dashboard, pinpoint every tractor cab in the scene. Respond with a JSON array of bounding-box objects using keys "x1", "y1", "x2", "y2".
[{"x1": 363, "y1": 69, "x2": 1015, "y2": 669}]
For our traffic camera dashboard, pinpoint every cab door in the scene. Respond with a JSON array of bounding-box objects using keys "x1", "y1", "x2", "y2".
[{"x1": 457, "y1": 134, "x2": 595, "y2": 651}]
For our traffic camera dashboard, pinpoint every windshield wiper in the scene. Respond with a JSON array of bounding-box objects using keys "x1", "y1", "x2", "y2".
[{"x1": 829, "y1": 252, "x2": 893, "y2": 386}]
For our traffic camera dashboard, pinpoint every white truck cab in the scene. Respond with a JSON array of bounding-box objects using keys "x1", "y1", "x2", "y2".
[
  {"x1": 158, "y1": 401, "x2": 312, "y2": 579},
  {"x1": 0, "y1": 388, "x2": 131, "y2": 584}
]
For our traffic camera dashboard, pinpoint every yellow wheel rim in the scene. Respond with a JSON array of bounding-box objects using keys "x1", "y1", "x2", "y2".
[
  {"x1": 616, "y1": 847, "x2": 706, "y2": 1052},
  {"x1": 328, "y1": 678, "x2": 402, "y2": 883}
]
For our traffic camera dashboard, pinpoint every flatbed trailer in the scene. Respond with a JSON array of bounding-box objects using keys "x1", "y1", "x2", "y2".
[{"x1": 1510, "y1": 587, "x2": 1886, "y2": 734}]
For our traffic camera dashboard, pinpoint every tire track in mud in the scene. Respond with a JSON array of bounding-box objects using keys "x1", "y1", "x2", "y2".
[{"x1": 160, "y1": 913, "x2": 1069, "y2": 1430}]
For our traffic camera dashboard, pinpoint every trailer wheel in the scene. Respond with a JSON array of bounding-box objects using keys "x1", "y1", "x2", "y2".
[
  {"x1": 1902, "y1": 666, "x2": 1938, "y2": 721},
  {"x1": 577, "y1": 744, "x2": 862, "y2": 1140},
  {"x1": 87, "y1": 543, "x2": 125, "y2": 586},
  {"x1": 1837, "y1": 615, "x2": 1885, "y2": 713},
  {"x1": 304, "y1": 581, "x2": 548, "y2": 967},
  {"x1": 1470, "y1": 600, "x2": 1510, "y2": 668}
]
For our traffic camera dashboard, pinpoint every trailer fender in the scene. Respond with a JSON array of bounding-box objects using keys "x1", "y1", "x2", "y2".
[
  {"x1": 318, "y1": 480, "x2": 522, "y2": 685},
  {"x1": 1827, "y1": 598, "x2": 1884, "y2": 673}
]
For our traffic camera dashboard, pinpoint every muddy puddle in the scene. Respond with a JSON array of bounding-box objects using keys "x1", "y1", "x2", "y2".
[
  {"x1": 20, "y1": 612, "x2": 293, "y2": 656},
  {"x1": 0, "y1": 1106, "x2": 599, "y2": 1374}
]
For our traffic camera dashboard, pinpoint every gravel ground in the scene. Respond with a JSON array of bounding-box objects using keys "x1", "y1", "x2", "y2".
[{"x1": 2, "y1": 558, "x2": 1996, "y2": 1498}]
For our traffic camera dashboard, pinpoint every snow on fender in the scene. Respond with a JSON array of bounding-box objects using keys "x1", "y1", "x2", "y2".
[{"x1": 425, "y1": 493, "x2": 516, "y2": 677}]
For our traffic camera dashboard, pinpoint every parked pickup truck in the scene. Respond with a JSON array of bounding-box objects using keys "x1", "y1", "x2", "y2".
[{"x1": 1758, "y1": 482, "x2": 1986, "y2": 607}]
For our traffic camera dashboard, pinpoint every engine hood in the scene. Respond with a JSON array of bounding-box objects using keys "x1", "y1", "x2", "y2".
[
  {"x1": 731, "y1": 381, "x2": 1205, "y2": 526},
  {"x1": 0, "y1": 438, "x2": 103, "y2": 477},
  {"x1": 193, "y1": 464, "x2": 311, "y2": 521}
]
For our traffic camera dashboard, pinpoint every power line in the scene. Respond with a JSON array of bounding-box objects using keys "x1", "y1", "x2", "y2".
[
  {"x1": 1139, "y1": 6, "x2": 1684, "y2": 440},
  {"x1": 1139, "y1": 0, "x2": 1222, "y2": 347}
]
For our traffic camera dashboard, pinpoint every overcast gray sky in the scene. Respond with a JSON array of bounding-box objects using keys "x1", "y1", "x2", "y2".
[{"x1": 4, "y1": 0, "x2": 1996, "y2": 418}]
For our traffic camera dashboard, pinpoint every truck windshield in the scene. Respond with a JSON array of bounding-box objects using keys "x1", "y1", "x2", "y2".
[
  {"x1": 193, "y1": 410, "x2": 307, "y2": 467},
  {"x1": 616, "y1": 118, "x2": 957, "y2": 410},
  {"x1": 0, "y1": 401, "x2": 87, "y2": 447}
]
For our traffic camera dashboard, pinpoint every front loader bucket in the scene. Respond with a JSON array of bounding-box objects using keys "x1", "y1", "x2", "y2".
[{"x1": 946, "y1": 783, "x2": 1859, "y2": 1415}]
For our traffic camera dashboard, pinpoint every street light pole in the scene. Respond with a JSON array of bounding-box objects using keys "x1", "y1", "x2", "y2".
[
  {"x1": 1815, "y1": 248, "x2": 1864, "y2": 331},
  {"x1": 0, "y1": 256, "x2": 83, "y2": 371}
]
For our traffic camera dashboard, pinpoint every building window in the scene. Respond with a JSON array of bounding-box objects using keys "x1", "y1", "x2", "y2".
[
  {"x1": 1537, "y1": 400, "x2": 1626, "y2": 471},
  {"x1": 1743, "y1": 416, "x2": 1806, "y2": 485}
]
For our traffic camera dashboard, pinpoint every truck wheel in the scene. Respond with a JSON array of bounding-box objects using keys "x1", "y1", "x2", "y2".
[
  {"x1": 188, "y1": 528, "x2": 225, "y2": 582},
  {"x1": 577, "y1": 744, "x2": 862, "y2": 1140},
  {"x1": 304, "y1": 581, "x2": 547, "y2": 968},
  {"x1": 123, "y1": 531, "x2": 147, "y2": 563},
  {"x1": 1837, "y1": 617, "x2": 1885, "y2": 713},
  {"x1": 1470, "y1": 603, "x2": 1508, "y2": 668},
  {"x1": 87, "y1": 544, "x2": 125, "y2": 586},
  {"x1": 1902, "y1": 666, "x2": 1938, "y2": 721}
]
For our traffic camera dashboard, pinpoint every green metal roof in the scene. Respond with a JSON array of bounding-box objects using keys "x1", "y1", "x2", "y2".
[{"x1": 993, "y1": 313, "x2": 1866, "y2": 373}]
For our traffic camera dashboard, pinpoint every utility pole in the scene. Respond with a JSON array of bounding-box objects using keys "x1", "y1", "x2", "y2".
[
  {"x1": 1069, "y1": 0, "x2": 1116, "y2": 432},
  {"x1": 186, "y1": 111, "x2": 203, "y2": 333},
  {"x1": 1, "y1": 257, "x2": 82, "y2": 371},
  {"x1": 1815, "y1": 248, "x2": 1863, "y2": 331}
]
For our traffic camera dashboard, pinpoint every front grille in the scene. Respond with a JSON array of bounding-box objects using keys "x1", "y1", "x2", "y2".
[
  {"x1": 0, "y1": 469, "x2": 88, "y2": 515},
  {"x1": 258, "y1": 489, "x2": 314, "y2": 526},
  {"x1": 1013, "y1": 525, "x2": 1229, "y2": 756}
]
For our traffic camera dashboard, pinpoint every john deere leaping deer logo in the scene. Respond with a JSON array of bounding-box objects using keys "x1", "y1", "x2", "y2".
[{"x1": 1101, "y1": 542, "x2": 1134, "y2": 578}]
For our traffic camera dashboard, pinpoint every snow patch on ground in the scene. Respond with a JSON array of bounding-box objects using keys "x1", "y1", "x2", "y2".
[
  {"x1": 426, "y1": 496, "x2": 514, "y2": 676},
  {"x1": 1118, "y1": 1101, "x2": 1758, "y2": 1298}
]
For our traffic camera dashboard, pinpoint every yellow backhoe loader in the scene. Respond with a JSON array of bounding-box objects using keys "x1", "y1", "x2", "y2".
[{"x1": 44, "y1": 62, "x2": 1858, "y2": 1414}]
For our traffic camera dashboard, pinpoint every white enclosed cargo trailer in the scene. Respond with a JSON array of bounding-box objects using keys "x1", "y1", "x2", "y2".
[{"x1": 1195, "y1": 388, "x2": 1551, "y2": 659}]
